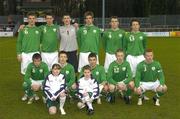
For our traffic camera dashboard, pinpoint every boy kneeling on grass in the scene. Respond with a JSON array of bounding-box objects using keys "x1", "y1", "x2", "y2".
[
  {"x1": 77, "y1": 65, "x2": 99, "y2": 115},
  {"x1": 44, "y1": 64, "x2": 66, "y2": 115},
  {"x1": 22, "y1": 53, "x2": 49, "y2": 104}
]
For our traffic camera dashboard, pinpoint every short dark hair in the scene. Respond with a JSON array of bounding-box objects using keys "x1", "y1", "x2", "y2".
[
  {"x1": 27, "y1": 11, "x2": 37, "y2": 18},
  {"x1": 52, "y1": 63, "x2": 61, "y2": 70},
  {"x1": 88, "y1": 52, "x2": 97, "y2": 59},
  {"x1": 115, "y1": 49, "x2": 124, "y2": 55},
  {"x1": 84, "y1": 11, "x2": 94, "y2": 18},
  {"x1": 32, "y1": 53, "x2": 42, "y2": 61},
  {"x1": 45, "y1": 12, "x2": 54, "y2": 18},
  {"x1": 144, "y1": 49, "x2": 153, "y2": 55},
  {"x1": 83, "y1": 65, "x2": 91, "y2": 72},
  {"x1": 110, "y1": 16, "x2": 119, "y2": 21},
  {"x1": 58, "y1": 51, "x2": 67, "y2": 57},
  {"x1": 130, "y1": 19, "x2": 140, "y2": 26},
  {"x1": 62, "y1": 13, "x2": 71, "y2": 18}
]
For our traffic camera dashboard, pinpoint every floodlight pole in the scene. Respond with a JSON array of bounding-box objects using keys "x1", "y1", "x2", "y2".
[{"x1": 102, "y1": 0, "x2": 105, "y2": 30}]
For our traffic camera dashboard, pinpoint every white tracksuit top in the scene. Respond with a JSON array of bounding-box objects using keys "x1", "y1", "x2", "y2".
[{"x1": 44, "y1": 73, "x2": 66, "y2": 100}]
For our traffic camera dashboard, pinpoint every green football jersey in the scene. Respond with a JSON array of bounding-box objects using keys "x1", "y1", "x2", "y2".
[
  {"x1": 77, "y1": 25, "x2": 101, "y2": 54},
  {"x1": 123, "y1": 31, "x2": 147, "y2": 56},
  {"x1": 107, "y1": 60, "x2": 133, "y2": 85},
  {"x1": 60, "y1": 63, "x2": 75, "y2": 88},
  {"x1": 39, "y1": 24, "x2": 59, "y2": 52},
  {"x1": 16, "y1": 25, "x2": 41, "y2": 54},
  {"x1": 135, "y1": 60, "x2": 165, "y2": 87},
  {"x1": 102, "y1": 28, "x2": 125, "y2": 54},
  {"x1": 24, "y1": 62, "x2": 49, "y2": 85}
]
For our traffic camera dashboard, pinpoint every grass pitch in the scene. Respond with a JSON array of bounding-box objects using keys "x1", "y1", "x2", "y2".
[{"x1": 0, "y1": 37, "x2": 180, "y2": 119}]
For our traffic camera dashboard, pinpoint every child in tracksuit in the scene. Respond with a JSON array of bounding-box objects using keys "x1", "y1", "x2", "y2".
[
  {"x1": 77, "y1": 65, "x2": 99, "y2": 115},
  {"x1": 44, "y1": 64, "x2": 66, "y2": 115}
]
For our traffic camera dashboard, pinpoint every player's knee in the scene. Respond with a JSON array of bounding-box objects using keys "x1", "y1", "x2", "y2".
[
  {"x1": 128, "y1": 81, "x2": 135, "y2": 90},
  {"x1": 31, "y1": 84, "x2": 41, "y2": 91},
  {"x1": 103, "y1": 84, "x2": 109, "y2": 92},
  {"x1": 71, "y1": 83, "x2": 77, "y2": 90},
  {"x1": 135, "y1": 88, "x2": 142, "y2": 95},
  {"x1": 49, "y1": 106, "x2": 57, "y2": 115},
  {"x1": 118, "y1": 83, "x2": 126, "y2": 91},
  {"x1": 109, "y1": 84, "x2": 115, "y2": 92},
  {"x1": 163, "y1": 85, "x2": 167, "y2": 92},
  {"x1": 59, "y1": 92, "x2": 66, "y2": 97},
  {"x1": 157, "y1": 85, "x2": 167, "y2": 93}
]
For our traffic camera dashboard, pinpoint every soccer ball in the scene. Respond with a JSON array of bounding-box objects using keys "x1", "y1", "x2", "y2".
[{"x1": 77, "y1": 102, "x2": 85, "y2": 109}]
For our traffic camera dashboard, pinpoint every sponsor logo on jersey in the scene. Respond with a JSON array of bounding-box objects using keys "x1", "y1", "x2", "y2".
[{"x1": 93, "y1": 29, "x2": 97, "y2": 33}]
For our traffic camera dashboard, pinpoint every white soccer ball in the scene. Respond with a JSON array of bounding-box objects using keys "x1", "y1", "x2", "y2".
[{"x1": 77, "y1": 102, "x2": 85, "y2": 109}]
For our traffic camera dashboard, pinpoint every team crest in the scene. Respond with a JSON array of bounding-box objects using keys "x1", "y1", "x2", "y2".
[
  {"x1": 83, "y1": 30, "x2": 87, "y2": 35},
  {"x1": 151, "y1": 67, "x2": 156, "y2": 71},
  {"x1": 39, "y1": 69, "x2": 43, "y2": 73},
  {"x1": 122, "y1": 67, "x2": 126, "y2": 71},
  {"x1": 53, "y1": 28, "x2": 56, "y2": 32},
  {"x1": 93, "y1": 30, "x2": 97, "y2": 33},
  {"x1": 96, "y1": 71, "x2": 99, "y2": 75},
  {"x1": 35, "y1": 31, "x2": 39, "y2": 34},
  {"x1": 119, "y1": 34, "x2": 122, "y2": 37},
  {"x1": 139, "y1": 36, "x2": 143, "y2": 40},
  {"x1": 24, "y1": 30, "x2": 28, "y2": 34},
  {"x1": 66, "y1": 70, "x2": 69, "y2": 74}
]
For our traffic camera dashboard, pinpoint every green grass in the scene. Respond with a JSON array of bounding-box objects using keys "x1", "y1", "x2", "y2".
[{"x1": 0, "y1": 37, "x2": 180, "y2": 119}]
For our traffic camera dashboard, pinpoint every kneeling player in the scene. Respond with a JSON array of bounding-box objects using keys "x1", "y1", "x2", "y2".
[
  {"x1": 77, "y1": 65, "x2": 99, "y2": 115},
  {"x1": 22, "y1": 53, "x2": 49, "y2": 104},
  {"x1": 107, "y1": 49, "x2": 134, "y2": 104},
  {"x1": 134, "y1": 49, "x2": 167, "y2": 106},
  {"x1": 44, "y1": 64, "x2": 66, "y2": 115}
]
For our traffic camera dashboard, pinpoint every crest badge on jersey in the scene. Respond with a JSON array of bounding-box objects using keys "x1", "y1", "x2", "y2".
[
  {"x1": 93, "y1": 29, "x2": 97, "y2": 33},
  {"x1": 53, "y1": 28, "x2": 56, "y2": 32},
  {"x1": 119, "y1": 34, "x2": 122, "y2": 37},
  {"x1": 96, "y1": 71, "x2": 99, "y2": 75},
  {"x1": 83, "y1": 30, "x2": 87, "y2": 35},
  {"x1": 66, "y1": 70, "x2": 69, "y2": 74},
  {"x1": 39, "y1": 69, "x2": 43, "y2": 73},
  {"x1": 35, "y1": 31, "x2": 39, "y2": 34},
  {"x1": 139, "y1": 36, "x2": 143, "y2": 40},
  {"x1": 152, "y1": 67, "x2": 156, "y2": 71}
]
